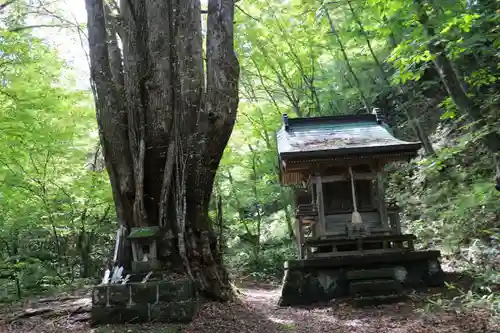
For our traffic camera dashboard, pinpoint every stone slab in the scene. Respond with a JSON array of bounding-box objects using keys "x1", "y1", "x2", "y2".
[
  {"x1": 91, "y1": 306, "x2": 125, "y2": 325},
  {"x1": 158, "y1": 279, "x2": 195, "y2": 302},
  {"x1": 91, "y1": 304, "x2": 150, "y2": 325},
  {"x1": 130, "y1": 282, "x2": 158, "y2": 304},
  {"x1": 349, "y1": 279, "x2": 402, "y2": 296},
  {"x1": 91, "y1": 279, "x2": 199, "y2": 326},
  {"x1": 285, "y1": 250, "x2": 441, "y2": 269},
  {"x1": 120, "y1": 305, "x2": 151, "y2": 323},
  {"x1": 279, "y1": 269, "x2": 348, "y2": 306},
  {"x1": 109, "y1": 284, "x2": 129, "y2": 306},
  {"x1": 347, "y1": 268, "x2": 395, "y2": 280},
  {"x1": 150, "y1": 300, "x2": 198, "y2": 323},
  {"x1": 92, "y1": 286, "x2": 108, "y2": 307}
]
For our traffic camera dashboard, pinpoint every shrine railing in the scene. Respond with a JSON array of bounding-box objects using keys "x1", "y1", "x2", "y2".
[
  {"x1": 296, "y1": 203, "x2": 318, "y2": 217},
  {"x1": 387, "y1": 202, "x2": 401, "y2": 234}
]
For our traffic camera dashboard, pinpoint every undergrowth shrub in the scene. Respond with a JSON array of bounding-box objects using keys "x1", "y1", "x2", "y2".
[
  {"x1": 388, "y1": 125, "x2": 500, "y2": 314},
  {"x1": 225, "y1": 238, "x2": 296, "y2": 281},
  {"x1": 388, "y1": 129, "x2": 499, "y2": 252}
]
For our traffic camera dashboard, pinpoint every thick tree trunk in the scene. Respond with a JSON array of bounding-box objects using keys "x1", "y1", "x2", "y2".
[{"x1": 85, "y1": 0, "x2": 239, "y2": 300}]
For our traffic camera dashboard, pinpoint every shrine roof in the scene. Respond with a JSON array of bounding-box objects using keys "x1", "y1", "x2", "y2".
[
  {"x1": 128, "y1": 226, "x2": 161, "y2": 239},
  {"x1": 276, "y1": 114, "x2": 421, "y2": 160}
]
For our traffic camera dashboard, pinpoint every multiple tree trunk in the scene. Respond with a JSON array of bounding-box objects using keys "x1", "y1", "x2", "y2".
[
  {"x1": 415, "y1": 0, "x2": 500, "y2": 187},
  {"x1": 85, "y1": 0, "x2": 239, "y2": 300}
]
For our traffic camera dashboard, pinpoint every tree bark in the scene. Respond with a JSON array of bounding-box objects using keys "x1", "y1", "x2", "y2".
[{"x1": 85, "y1": 0, "x2": 239, "y2": 300}]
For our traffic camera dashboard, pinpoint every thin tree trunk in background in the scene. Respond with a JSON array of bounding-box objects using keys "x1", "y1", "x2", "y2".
[
  {"x1": 345, "y1": 0, "x2": 388, "y2": 87},
  {"x1": 274, "y1": 19, "x2": 322, "y2": 115},
  {"x1": 280, "y1": 187, "x2": 294, "y2": 238},
  {"x1": 251, "y1": 43, "x2": 304, "y2": 117},
  {"x1": 416, "y1": 0, "x2": 500, "y2": 185},
  {"x1": 85, "y1": 0, "x2": 239, "y2": 300},
  {"x1": 399, "y1": 86, "x2": 436, "y2": 155},
  {"x1": 383, "y1": 15, "x2": 398, "y2": 48},
  {"x1": 324, "y1": 8, "x2": 371, "y2": 112},
  {"x1": 226, "y1": 170, "x2": 254, "y2": 238},
  {"x1": 248, "y1": 145, "x2": 261, "y2": 258},
  {"x1": 271, "y1": 130, "x2": 295, "y2": 238},
  {"x1": 346, "y1": 0, "x2": 434, "y2": 155},
  {"x1": 240, "y1": 73, "x2": 295, "y2": 238}
]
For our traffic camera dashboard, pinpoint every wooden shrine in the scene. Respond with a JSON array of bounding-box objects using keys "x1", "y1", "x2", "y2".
[
  {"x1": 127, "y1": 226, "x2": 162, "y2": 273},
  {"x1": 276, "y1": 112, "x2": 445, "y2": 306}
]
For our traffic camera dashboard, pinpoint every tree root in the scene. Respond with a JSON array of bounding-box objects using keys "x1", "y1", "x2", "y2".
[
  {"x1": 37, "y1": 296, "x2": 82, "y2": 303},
  {"x1": 5, "y1": 297, "x2": 91, "y2": 323}
]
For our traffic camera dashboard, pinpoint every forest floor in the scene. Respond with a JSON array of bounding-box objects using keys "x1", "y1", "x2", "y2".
[{"x1": 0, "y1": 277, "x2": 499, "y2": 333}]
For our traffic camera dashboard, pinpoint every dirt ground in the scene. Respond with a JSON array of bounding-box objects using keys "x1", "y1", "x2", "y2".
[{"x1": 0, "y1": 282, "x2": 498, "y2": 333}]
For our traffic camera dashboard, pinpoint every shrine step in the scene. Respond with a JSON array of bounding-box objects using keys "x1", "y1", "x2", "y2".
[
  {"x1": 347, "y1": 268, "x2": 395, "y2": 281},
  {"x1": 349, "y1": 279, "x2": 402, "y2": 297},
  {"x1": 353, "y1": 294, "x2": 407, "y2": 307}
]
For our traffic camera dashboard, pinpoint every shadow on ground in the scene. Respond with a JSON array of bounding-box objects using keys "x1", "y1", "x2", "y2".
[{"x1": 230, "y1": 272, "x2": 499, "y2": 333}]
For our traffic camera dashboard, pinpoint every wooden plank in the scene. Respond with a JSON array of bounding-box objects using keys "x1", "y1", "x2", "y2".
[
  {"x1": 306, "y1": 245, "x2": 313, "y2": 259},
  {"x1": 113, "y1": 228, "x2": 121, "y2": 264},
  {"x1": 315, "y1": 176, "x2": 326, "y2": 236},
  {"x1": 285, "y1": 250, "x2": 442, "y2": 269},
  {"x1": 113, "y1": 226, "x2": 128, "y2": 266},
  {"x1": 324, "y1": 211, "x2": 381, "y2": 235},
  {"x1": 300, "y1": 218, "x2": 315, "y2": 226},
  {"x1": 388, "y1": 210, "x2": 402, "y2": 234},
  {"x1": 284, "y1": 152, "x2": 416, "y2": 168},
  {"x1": 310, "y1": 183, "x2": 317, "y2": 238},
  {"x1": 296, "y1": 203, "x2": 317, "y2": 215},
  {"x1": 321, "y1": 172, "x2": 376, "y2": 183},
  {"x1": 304, "y1": 234, "x2": 417, "y2": 246},
  {"x1": 295, "y1": 218, "x2": 304, "y2": 259},
  {"x1": 310, "y1": 248, "x2": 408, "y2": 258},
  {"x1": 321, "y1": 227, "x2": 391, "y2": 238},
  {"x1": 376, "y1": 170, "x2": 389, "y2": 229},
  {"x1": 305, "y1": 175, "x2": 313, "y2": 191}
]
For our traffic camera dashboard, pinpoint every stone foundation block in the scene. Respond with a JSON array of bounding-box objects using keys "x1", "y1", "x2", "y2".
[
  {"x1": 131, "y1": 282, "x2": 157, "y2": 304},
  {"x1": 279, "y1": 269, "x2": 348, "y2": 306},
  {"x1": 91, "y1": 278, "x2": 198, "y2": 326},
  {"x1": 279, "y1": 251, "x2": 445, "y2": 306},
  {"x1": 158, "y1": 279, "x2": 195, "y2": 302},
  {"x1": 109, "y1": 284, "x2": 129, "y2": 306},
  {"x1": 120, "y1": 305, "x2": 150, "y2": 323},
  {"x1": 150, "y1": 300, "x2": 198, "y2": 323},
  {"x1": 92, "y1": 286, "x2": 107, "y2": 307},
  {"x1": 91, "y1": 306, "x2": 125, "y2": 325}
]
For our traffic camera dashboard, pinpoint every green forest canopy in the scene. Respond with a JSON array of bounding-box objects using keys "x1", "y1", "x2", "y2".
[{"x1": 0, "y1": 0, "x2": 498, "y2": 304}]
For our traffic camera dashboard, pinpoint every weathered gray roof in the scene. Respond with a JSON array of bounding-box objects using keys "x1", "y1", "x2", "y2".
[
  {"x1": 277, "y1": 114, "x2": 421, "y2": 159},
  {"x1": 128, "y1": 226, "x2": 161, "y2": 239}
]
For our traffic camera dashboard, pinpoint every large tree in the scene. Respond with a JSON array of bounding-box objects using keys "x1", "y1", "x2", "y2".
[{"x1": 84, "y1": 0, "x2": 239, "y2": 300}]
